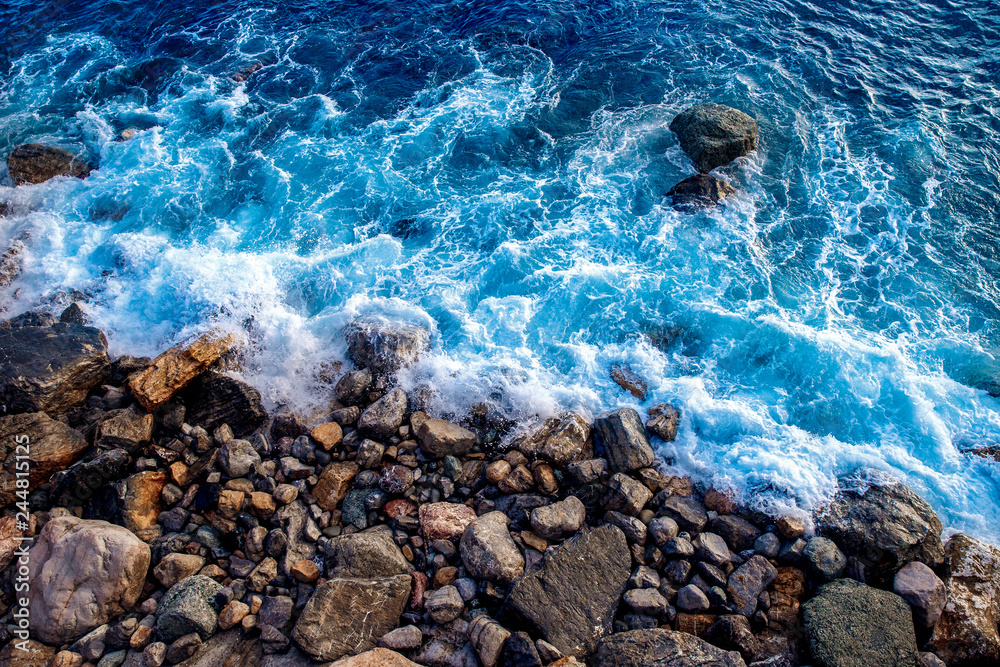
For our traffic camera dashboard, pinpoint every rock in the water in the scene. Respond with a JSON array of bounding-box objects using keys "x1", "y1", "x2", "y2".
[
  {"x1": 802, "y1": 578, "x2": 917, "y2": 667},
  {"x1": 416, "y1": 419, "x2": 478, "y2": 458},
  {"x1": 893, "y1": 561, "x2": 946, "y2": 629},
  {"x1": 593, "y1": 408, "x2": 655, "y2": 472},
  {"x1": 460, "y1": 511, "x2": 524, "y2": 583},
  {"x1": 816, "y1": 481, "x2": 944, "y2": 579},
  {"x1": 541, "y1": 413, "x2": 592, "y2": 466},
  {"x1": 669, "y1": 104, "x2": 758, "y2": 173},
  {"x1": 505, "y1": 525, "x2": 630, "y2": 657},
  {"x1": 128, "y1": 331, "x2": 236, "y2": 412},
  {"x1": 155, "y1": 575, "x2": 224, "y2": 643},
  {"x1": 0, "y1": 411, "x2": 88, "y2": 506},
  {"x1": 345, "y1": 320, "x2": 429, "y2": 381},
  {"x1": 291, "y1": 575, "x2": 411, "y2": 662},
  {"x1": 182, "y1": 371, "x2": 267, "y2": 435},
  {"x1": 926, "y1": 533, "x2": 1000, "y2": 664},
  {"x1": 610, "y1": 364, "x2": 648, "y2": 400},
  {"x1": 667, "y1": 174, "x2": 736, "y2": 211},
  {"x1": 7, "y1": 143, "x2": 92, "y2": 184},
  {"x1": 530, "y1": 495, "x2": 587, "y2": 540},
  {"x1": 645, "y1": 404, "x2": 680, "y2": 442},
  {"x1": 0, "y1": 323, "x2": 109, "y2": 414},
  {"x1": 325, "y1": 525, "x2": 412, "y2": 578},
  {"x1": 28, "y1": 517, "x2": 150, "y2": 644},
  {"x1": 419, "y1": 502, "x2": 477, "y2": 541},
  {"x1": 593, "y1": 629, "x2": 747, "y2": 667},
  {"x1": 358, "y1": 388, "x2": 408, "y2": 439}
]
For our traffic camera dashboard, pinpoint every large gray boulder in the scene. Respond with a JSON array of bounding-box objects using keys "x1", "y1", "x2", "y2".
[
  {"x1": 669, "y1": 104, "x2": 758, "y2": 173},
  {"x1": 802, "y1": 578, "x2": 917, "y2": 667},
  {"x1": 28, "y1": 517, "x2": 150, "y2": 644},
  {"x1": 291, "y1": 575, "x2": 411, "y2": 662},
  {"x1": 505, "y1": 525, "x2": 630, "y2": 657},
  {"x1": 593, "y1": 629, "x2": 746, "y2": 666},
  {"x1": 0, "y1": 323, "x2": 109, "y2": 414}
]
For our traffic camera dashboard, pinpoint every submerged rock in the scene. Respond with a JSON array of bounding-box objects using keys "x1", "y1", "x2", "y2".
[
  {"x1": 7, "y1": 143, "x2": 93, "y2": 185},
  {"x1": 667, "y1": 174, "x2": 736, "y2": 211},
  {"x1": 669, "y1": 104, "x2": 758, "y2": 173}
]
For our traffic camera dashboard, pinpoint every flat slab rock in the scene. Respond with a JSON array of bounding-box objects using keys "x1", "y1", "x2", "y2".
[
  {"x1": 7, "y1": 143, "x2": 92, "y2": 184},
  {"x1": 593, "y1": 629, "x2": 747, "y2": 666},
  {"x1": 505, "y1": 524, "x2": 631, "y2": 657},
  {"x1": 128, "y1": 330, "x2": 236, "y2": 411}
]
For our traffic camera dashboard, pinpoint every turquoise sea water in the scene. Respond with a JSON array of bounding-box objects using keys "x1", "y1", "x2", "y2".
[{"x1": 1, "y1": 0, "x2": 999, "y2": 540}]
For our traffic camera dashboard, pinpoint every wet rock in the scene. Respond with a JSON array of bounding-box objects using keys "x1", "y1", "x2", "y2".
[
  {"x1": 710, "y1": 514, "x2": 761, "y2": 552},
  {"x1": 313, "y1": 461, "x2": 360, "y2": 511},
  {"x1": 28, "y1": 516, "x2": 150, "y2": 644},
  {"x1": 182, "y1": 371, "x2": 267, "y2": 435},
  {"x1": 660, "y1": 494, "x2": 708, "y2": 534},
  {"x1": 529, "y1": 495, "x2": 586, "y2": 540},
  {"x1": 0, "y1": 323, "x2": 109, "y2": 414},
  {"x1": 166, "y1": 634, "x2": 203, "y2": 664},
  {"x1": 345, "y1": 320, "x2": 429, "y2": 382},
  {"x1": 309, "y1": 421, "x2": 343, "y2": 450},
  {"x1": 541, "y1": 414, "x2": 592, "y2": 465},
  {"x1": 0, "y1": 411, "x2": 88, "y2": 506},
  {"x1": 217, "y1": 601, "x2": 250, "y2": 631},
  {"x1": 155, "y1": 575, "x2": 224, "y2": 643},
  {"x1": 669, "y1": 103, "x2": 758, "y2": 173},
  {"x1": 803, "y1": 578, "x2": 917, "y2": 667},
  {"x1": 645, "y1": 403, "x2": 680, "y2": 442},
  {"x1": 426, "y1": 585, "x2": 464, "y2": 623},
  {"x1": 803, "y1": 536, "x2": 847, "y2": 580},
  {"x1": 604, "y1": 472, "x2": 653, "y2": 516},
  {"x1": 326, "y1": 524, "x2": 412, "y2": 578},
  {"x1": 358, "y1": 388, "x2": 407, "y2": 439},
  {"x1": 354, "y1": 439, "x2": 384, "y2": 470},
  {"x1": 420, "y1": 502, "x2": 477, "y2": 541},
  {"x1": 416, "y1": 419, "x2": 478, "y2": 458},
  {"x1": 247, "y1": 556, "x2": 279, "y2": 592},
  {"x1": 95, "y1": 405, "x2": 154, "y2": 451},
  {"x1": 648, "y1": 516, "x2": 679, "y2": 547},
  {"x1": 7, "y1": 143, "x2": 92, "y2": 184},
  {"x1": 380, "y1": 464, "x2": 414, "y2": 494},
  {"x1": 766, "y1": 567, "x2": 806, "y2": 633},
  {"x1": 468, "y1": 615, "x2": 510, "y2": 667},
  {"x1": 291, "y1": 575, "x2": 411, "y2": 661},
  {"x1": 334, "y1": 369, "x2": 372, "y2": 406},
  {"x1": 218, "y1": 439, "x2": 261, "y2": 478},
  {"x1": 927, "y1": 533, "x2": 1000, "y2": 664},
  {"x1": 776, "y1": 516, "x2": 805, "y2": 540},
  {"x1": 694, "y1": 532, "x2": 731, "y2": 567},
  {"x1": 667, "y1": 174, "x2": 736, "y2": 211},
  {"x1": 128, "y1": 331, "x2": 235, "y2": 412},
  {"x1": 505, "y1": 525, "x2": 630, "y2": 657},
  {"x1": 593, "y1": 408, "x2": 655, "y2": 472},
  {"x1": 567, "y1": 458, "x2": 607, "y2": 484},
  {"x1": 460, "y1": 511, "x2": 524, "y2": 583},
  {"x1": 754, "y1": 532, "x2": 781, "y2": 558},
  {"x1": 727, "y1": 555, "x2": 778, "y2": 617},
  {"x1": 816, "y1": 481, "x2": 944, "y2": 579},
  {"x1": 893, "y1": 561, "x2": 946, "y2": 629},
  {"x1": 610, "y1": 364, "x2": 648, "y2": 400},
  {"x1": 593, "y1": 629, "x2": 746, "y2": 667}
]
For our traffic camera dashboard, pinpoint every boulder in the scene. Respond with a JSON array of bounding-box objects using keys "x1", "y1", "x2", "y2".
[
  {"x1": 669, "y1": 104, "x2": 758, "y2": 173},
  {"x1": 460, "y1": 511, "x2": 524, "y2": 583},
  {"x1": 0, "y1": 412, "x2": 88, "y2": 506},
  {"x1": 0, "y1": 323, "x2": 109, "y2": 414},
  {"x1": 7, "y1": 143, "x2": 92, "y2": 184},
  {"x1": 816, "y1": 481, "x2": 944, "y2": 580},
  {"x1": 419, "y1": 502, "x2": 477, "y2": 541},
  {"x1": 325, "y1": 525, "x2": 412, "y2": 578},
  {"x1": 155, "y1": 575, "x2": 224, "y2": 643},
  {"x1": 182, "y1": 372, "x2": 267, "y2": 435},
  {"x1": 926, "y1": 533, "x2": 1000, "y2": 664},
  {"x1": 345, "y1": 320, "x2": 429, "y2": 382},
  {"x1": 291, "y1": 575, "x2": 411, "y2": 662},
  {"x1": 593, "y1": 629, "x2": 746, "y2": 666},
  {"x1": 358, "y1": 388, "x2": 407, "y2": 439},
  {"x1": 529, "y1": 495, "x2": 586, "y2": 540},
  {"x1": 645, "y1": 404, "x2": 680, "y2": 442},
  {"x1": 660, "y1": 494, "x2": 708, "y2": 534},
  {"x1": 893, "y1": 561, "x2": 946, "y2": 629},
  {"x1": 128, "y1": 331, "x2": 235, "y2": 411},
  {"x1": 541, "y1": 413, "x2": 592, "y2": 465},
  {"x1": 604, "y1": 472, "x2": 653, "y2": 516},
  {"x1": 667, "y1": 174, "x2": 736, "y2": 211},
  {"x1": 505, "y1": 525, "x2": 630, "y2": 657},
  {"x1": 802, "y1": 579, "x2": 917, "y2": 667},
  {"x1": 416, "y1": 419, "x2": 478, "y2": 458},
  {"x1": 593, "y1": 408, "x2": 655, "y2": 472},
  {"x1": 313, "y1": 461, "x2": 360, "y2": 511},
  {"x1": 28, "y1": 517, "x2": 150, "y2": 644}
]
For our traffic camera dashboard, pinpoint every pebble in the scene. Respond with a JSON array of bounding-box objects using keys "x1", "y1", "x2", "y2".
[
  {"x1": 677, "y1": 584, "x2": 710, "y2": 612},
  {"x1": 425, "y1": 585, "x2": 464, "y2": 623}
]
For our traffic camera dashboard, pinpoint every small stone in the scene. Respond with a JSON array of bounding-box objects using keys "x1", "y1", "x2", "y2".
[
  {"x1": 776, "y1": 516, "x2": 805, "y2": 540},
  {"x1": 379, "y1": 625, "x2": 423, "y2": 651},
  {"x1": 648, "y1": 516, "x2": 679, "y2": 547},
  {"x1": 155, "y1": 575, "x2": 223, "y2": 643},
  {"x1": 604, "y1": 510, "x2": 647, "y2": 545},
  {"x1": 153, "y1": 553, "x2": 206, "y2": 588},
  {"x1": 604, "y1": 472, "x2": 653, "y2": 516},
  {"x1": 499, "y1": 463, "x2": 535, "y2": 493},
  {"x1": 677, "y1": 584, "x2": 710, "y2": 612},
  {"x1": 355, "y1": 438, "x2": 385, "y2": 469},
  {"x1": 662, "y1": 537, "x2": 695, "y2": 559},
  {"x1": 71, "y1": 624, "x2": 108, "y2": 662},
  {"x1": 660, "y1": 495, "x2": 708, "y2": 534},
  {"x1": 52, "y1": 651, "x2": 84, "y2": 667},
  {"x1": 425, "y1": 585, "x2": 464, "y2": 623},
  {"x1": 216, "y1": 489, "x2": 244, "y2": 519},
  {"x1": 247, "y1": 556, "x2": 278, "y2": 592},
  {"x1": 274, "y1": 484, "x2": 299, "y2": 505},
  {"x1": 664, "y1": 559, "x2": 692, "y2": 585},
  {"x1": 310, "y1": 421, "x2": 343, "y2": 450},
  {"x1": 532, "y1": 462, "x2": 559, "y2": 495},
  {"x1": 754, "y1": 532, "x2": 781, "y2": 558},
  {"x1": 420, "y1": 502, "x2": 477, "y2": 541},
  {"x1": 630, "y1": 566, "x2": 661, "y2": 590},
  {"x1": 165, "y1": 633, "x2": 202, "y2": 664},
  {"x1": 217, "y1": 601, "x2": 250, "y2": 630},
  {"x1": 529, "y1": 496, "x2": 587, "y2": 540},
  {"x1": 218, "y1": 439, "x2": 261, "y2": 478},
  {"x1": 143, "y1": 642, "x2": 166, "y2": 667},
  {"x1": 130, "y1": 625, "x2": 154, "y2": 650},
  {"x1": 624, "y1": 588, "x2": 669, "y2": 617},
  {"x1": 249, "y1": 491, "x2": 277, "y2": 520},
  {"x1": 894, "y1": 561, "x2": 946, "y2": 629},
  {"x1": 803, "y1": 536, "x2": 847, "y2": 580},
  {"x1": 291, "y1": 559, "x2": 321, "y2": 583},
  {"x1": 380, "y1": 465, "x2": 414, "y2": 494},
  {"x1": 486, "y1": 460, "x2": 512, "y2": 485},
  {"x1": 313, "y1": 461, "x2": 360, "y2": 511}
]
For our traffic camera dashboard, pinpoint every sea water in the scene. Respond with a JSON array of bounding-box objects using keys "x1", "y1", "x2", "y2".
[{"x1": 1, "y1": 0, "x2": 998, "y2": 541}]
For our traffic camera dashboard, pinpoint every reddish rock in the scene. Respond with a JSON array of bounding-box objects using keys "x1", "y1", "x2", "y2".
[
  {"x1": 384, "y1": 499, "x2": 418, "y2": 519},
  {"x1": 120, "y1": 471, "x2": 167, "y2": 540},
  {"x1": 420, "y1": 502, "x2": 477, "y2": 541},
  {"x1": 410, "y1": 571, "x2": 428, "y2": 610},
  {"x1": 311, "y1": 422, "x2": 343, "y2": 450}
]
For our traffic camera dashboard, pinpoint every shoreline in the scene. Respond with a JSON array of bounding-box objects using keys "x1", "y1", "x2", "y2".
[{"x1": 0, "y1": 313, "x2": 997, "y2": 666}]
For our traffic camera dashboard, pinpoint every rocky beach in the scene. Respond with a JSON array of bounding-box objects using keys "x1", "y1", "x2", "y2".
[{"x1": 0, "y1": 307, "x2": 997, "y2": 667}]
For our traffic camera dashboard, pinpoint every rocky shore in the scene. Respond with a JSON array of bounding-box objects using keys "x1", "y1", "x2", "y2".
[{"x1": 0, "y1": 310, "x2": 997, "y2": 667}]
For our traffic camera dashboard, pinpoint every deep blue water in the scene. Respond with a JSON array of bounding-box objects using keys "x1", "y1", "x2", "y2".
[{"x1": 2, "y1": 0, "x2": 999, "y2": 540}]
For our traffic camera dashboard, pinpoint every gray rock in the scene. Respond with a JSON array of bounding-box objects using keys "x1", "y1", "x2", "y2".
[
  {"x1": 648, "y1": 516, "x2": 679, "y2": 547},
  {"x1": 378, "y1": 625, "x2": 423, "y2": 651},
  {"x1": 604, "y1": 510, "x2": 647, "y2": 545},
  {"x1": 175, "y1": 627, "x2": 262, "y2": 667},
  {"x1": 425, "y1": 585, "x2": 464, "y2": 624},
  {"x1": 604, "y1": 472, "x2": 653, "y2": 517},
  {"x1": 155, "y1": 575, "x2": 224, "y2": 643},
  {"x1": 593, "y1": 408, "x2": 655, "y2": 472},
  {"x1": 630, "y1": 566, "x2": 661, "y2": 590},
  {"x1": 529, "y1": 495, "x2": 587, "y2": 540},
  {"x1": 416, "y1": 419, "x2": 478, "y2": 458},
  {"x1": 754, "y1": 532, "x2": 781, "y2": 558},
  {"x1": 710, "y1": 514, "x2": 761, "y2": 553},
  {"x1": 292, "y1": 575, "x2": 411, "y2": 662},
  {"x1": 335, "y1": 369, "x2": 371, "y2": 406},
  {"x1": 669, "y1": 103, "x2": 758, "y2": 173},
  {"x1": 166, "y1": 634, "x2": 203, "y2": 664},
  {"x1": 893, "y1": 562, "x2": 946, "y2": 628},
  {"x1": 183, "y1": 371, "x2": 267, "y2": 435},
  {"x1": 345, "y1": 320, "x2": 429, "y2": 382},
  {"x1": 504, "y1": 631, "x2": 542, "y2": 667},
  {"x1": 70, "y1": 624, "x2": 109, "y2": 662},
  {"x1": 325, "y1": 524, "x2": 412, "y2": 578},
  {"x1": 667, "y1": 174, "x2": 737, "y2": 211},
  {"x1": 677, "y1": 584, "x2": 710, "y2": 612},
  {"x1": 593, "y1": 629, "x2": 747, "y2": 667},
  {"x1": 661, "y1": 537, "x2": 694, "y2": 559},
  {"x1": 727, "y1": 555, "x2": 777, "y2": 617},
  {"x1": 625, "y1": 588, "x2": 669, "y2": 617},
  {"x1": 803, "y1": 537, "x2": 847, "y2": 580},
  {"x1": 917, "y1": 653, "x2": 946, "y2": 667},
  {"x1": 97, "y1": 649, "x2": 128, "y2": 667},
  {"x1": 358, "y1": 388, "x2": 408, "y2": 439},
  {"x1": 660, "y1": 495, "x2": 708, "y2": 534},
  {"x1": 460, "y1": 511, "x2": 524, "y2": 583},
  {"x1": 505, "y1": 524, "x2": 630, "y2": 657},
  {"x1": 217, "y1": 439, "x2": 260, "y2": 478},
  {"x1": 468, "y1": 615, "x2": 510, "y2": 667},
  {"x1": 803, "y1": 578, "x2": 917, "y2": 667},
  {"x1": 567, "y1": 458, "x2": 607, "y2": 484},
  {"x1": 693, "y1": 532, "x2": 731, "y2": 567},
  {"x1": 354, "y1": 438, "x2": 385, "y2": 470}
]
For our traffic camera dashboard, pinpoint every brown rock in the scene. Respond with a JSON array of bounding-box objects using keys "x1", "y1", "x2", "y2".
[
  {"x1": 217, "y1": 601, "x2": 250, "y2": 631},
  {"x1": 776, "y1": 516, "x2": 805, "y2": 540},
  {"x1": 0, "y1": 412, "x2": 88, "y2": 506},
  {"x1": 419, "y1": 502, "x2": 477, "y2": 541},
  {"x1": 415, "y1": 419, "x2": 478, "y2": 458},
  {"x1": 216, "y1": 490, "x2": 245, "y2": 519},
  {"x1": 95, "y1": 404, "x2": 154, "y2": 450},
  {"x1": 248, "y1": 492, "x2": 276, "y2": 520},
  {"x1": 291, "y1": 559, "x2": 320, "y2": 583},
  {"x1": 675, "y1": 613, "x2": 719, "y2": 638},
  {"x1": 384, "y1": 499, "x2": 417, "y2": 519},
  {"x1": 610, "y1": 363, "x2": 647, "y2": 400},
  {"x1": 434, "y1": 566, "x2": 458, "y2": 588},
  {"x1": 310, "y1": 422, "x2": 343, "y2": 450},
  {"x1": 168, "y1": 462, "x2": 189, "y2": 486},
  {"x1": 767, "y1": 567, "x2": 807, "y2": 631},
  {"x1": 153, "y1": 553, "x2": 206, "y2": 588},
  {"x1": 130, "y1": 624, "x2": 154, "y2": 650},
  {"x1": 532, "y1": 462, "x2": 559, "y2": 496},
  {"x1": 704, "y1": 488, "x2": 737, "y2": 514},
  {"x1": 329, "y1": 648, "x2": 420, "y2": 666},
  {"x1": 0, "y1": 639, "x2": 56, "y2": 666},
  {"x1": 128, "y1": 330, "x2": 237, "y2": 412},
  {"x1": 541, "y1": 414, "x2": 592, "y2": 466},
  {"x1": 486, "y1": 460, "x2": 511, "y2": 485},
  {"x1": 247, "y1": 557, "x2": 278, "y2": 592},
  {"x1": 0, "y1": 513, "x2": 33, "y2": 570},
  {"x1": 7, "y1": 144, "x2": 91, "y2": 184},
  {"x1": 121, "y1": 471, "x2": 167, "y2": 540},
  {"x1": 498, "y1": 464, "x2": 534, "y2": 493},
  {"x1": 313, "y1": 461, "x2": 360, "y2": 511}
]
